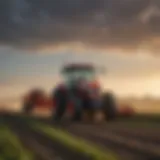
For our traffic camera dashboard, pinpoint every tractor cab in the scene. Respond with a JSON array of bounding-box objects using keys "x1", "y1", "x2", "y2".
[
  {"x1": 23, "y1": 63, "x2": 120, "y2": 122},
  {"x1": 61, "y1": 63, "x2": 100, "y2": 90}
]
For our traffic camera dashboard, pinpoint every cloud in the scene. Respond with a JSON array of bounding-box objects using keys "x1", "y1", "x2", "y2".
[{"x1": 0, "y1": 0, "x2": 160, "y2": 52}]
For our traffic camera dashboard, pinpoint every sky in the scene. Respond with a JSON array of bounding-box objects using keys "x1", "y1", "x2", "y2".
[{"x1": 0, "y1": 0, "x2": 160, "y2": 109}]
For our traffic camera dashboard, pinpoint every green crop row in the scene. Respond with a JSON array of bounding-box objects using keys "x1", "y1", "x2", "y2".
[
  {"x1": 32, "y1": 122, "x2": 119, "y2": 160},
  {"x1": 0, "y1": 125, "x2": 34, "y2": 160}
]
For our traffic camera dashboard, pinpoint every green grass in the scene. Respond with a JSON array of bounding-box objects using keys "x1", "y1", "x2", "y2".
[
  {"x1": 0, "y1": 125, "x2": 34, "y2": 160},
  {"x1": 32, "y1": 123, "x2": 119, "y2": 160}
]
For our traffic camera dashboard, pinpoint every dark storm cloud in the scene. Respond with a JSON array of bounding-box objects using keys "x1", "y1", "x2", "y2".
[{"x1": 0, "y1": 0, "x2": 160, "y2": 52}]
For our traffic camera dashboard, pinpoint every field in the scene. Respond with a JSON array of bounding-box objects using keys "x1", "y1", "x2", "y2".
[
  {"x1": 119, "y1": 98, "x2": 160, "y2": 114},
  {"x1": 0, "y1": 113, "x2": 160, "y2": 160}
]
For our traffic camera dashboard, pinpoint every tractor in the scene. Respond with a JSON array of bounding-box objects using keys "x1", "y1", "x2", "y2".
[
  {"x1": 52, "y1": 63, "x2": 118, "y2": 122},
  {"x1": 23, "y1": 63, "x2": 132, "y2": 122}
]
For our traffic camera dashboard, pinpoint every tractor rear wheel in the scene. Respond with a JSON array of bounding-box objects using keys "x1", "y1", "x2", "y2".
[
  {"x1": 102, "y1": 92, "x2": 117, "y2": 120},
  {"x1": 52, "y1": 88, "x2": 68, "y2": 121},
  {"x1": 71, "y1": 97, "x2": 83, "y2": 121}
]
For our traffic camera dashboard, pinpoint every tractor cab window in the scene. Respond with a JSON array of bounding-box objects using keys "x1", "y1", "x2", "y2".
[{"x1": 62, "y1": 68, "x2": 96, "y2": 84}]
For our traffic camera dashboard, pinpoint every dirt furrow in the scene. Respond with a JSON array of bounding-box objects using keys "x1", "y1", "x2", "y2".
[
  {"x1": 107, "y1": 129, "x2": 160, "y2": 145},
  {"x1": 25, "y1": 117, "x2": 160, "y2": 160},
  {"x1": 70, "y1": 123, "x2": 160, "y2": 145},
  {"x1": 64, "y1": 123, "x2": 160, "y2": 160},
  {"x1": 5, "y1": 117, "x2": 91, "y2": 160},
  {"x1": 3, "y1": 115, "x2": 160, "y2": 160}
]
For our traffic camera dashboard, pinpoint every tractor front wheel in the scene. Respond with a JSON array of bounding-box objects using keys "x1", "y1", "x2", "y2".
[
  {"x1": 52, "y1": 88, "x2": 68, "y2": 121},
  {"x1": 102, "y1": 92, "x2": 117, "y2": 120}
]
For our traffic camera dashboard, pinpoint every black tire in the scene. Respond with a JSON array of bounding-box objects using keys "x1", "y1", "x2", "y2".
[
  {"x1": 71, "y1": 103, "x2": 83, "y2": 121},
  {"x1": 52, "y1": 88, "x2": 68, "y2": 121},
  {"x1": 102, "y1": 92, "x2": 117, "y2": 120},
  {"x1": 70, "y1": 95, "x2": 83, "y2": 122}
]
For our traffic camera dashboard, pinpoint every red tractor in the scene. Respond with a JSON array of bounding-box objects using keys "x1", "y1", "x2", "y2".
[
  {"x1": 52, "y1": 63, "x2": 118, "y2": 122},
  {"x1": 22, "y1": 63, "x2": 134, "y2": 122}
]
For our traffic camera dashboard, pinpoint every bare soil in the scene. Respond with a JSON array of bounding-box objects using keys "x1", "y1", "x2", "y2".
[
  {"x1": 65, "y1": 123, "x2": 160, "y2": 160},
  {"x1": 1, "y1": 113, "x2": 160, "y2": 160},
  {"x1": 2, "y1": 115, "x2": 91, "y2": 160}
]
